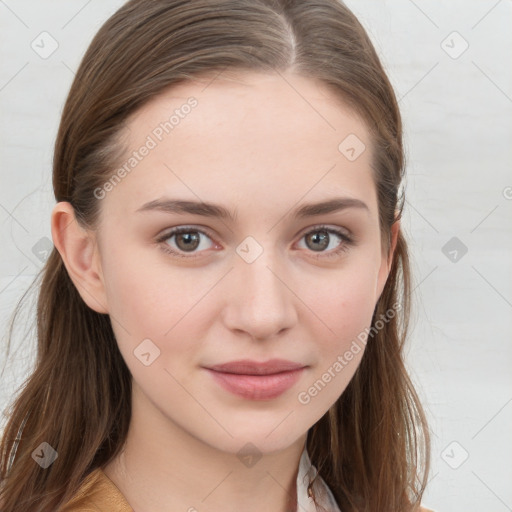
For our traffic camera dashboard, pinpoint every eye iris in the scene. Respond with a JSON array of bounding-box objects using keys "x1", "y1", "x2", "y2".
[
  {"x1": 175, "y1": 232, "x2": 200, "y2": 252},
  {"x1": 306, "y1": 230, "x2": 329, "y2": 252}
]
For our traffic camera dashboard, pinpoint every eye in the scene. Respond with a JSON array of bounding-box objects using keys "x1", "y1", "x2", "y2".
[
  {"x1": 156, "y1": 225, "x2": 354, "y2": 260},
  {"x1": 296, "y1": 225, "x2": 354, "y2": 259},
  {"x1": 156, "y1": 226, "x2": 217, "y2": 259}
]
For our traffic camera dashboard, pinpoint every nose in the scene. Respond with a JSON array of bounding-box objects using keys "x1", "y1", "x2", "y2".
[{"x1": 221, "y1": 245, "x2": 298, "y2": 341}]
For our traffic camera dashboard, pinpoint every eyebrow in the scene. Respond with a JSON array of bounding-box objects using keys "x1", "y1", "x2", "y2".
[{"x1": 135, "y1": 197, "x2": 369, "y2": 221}]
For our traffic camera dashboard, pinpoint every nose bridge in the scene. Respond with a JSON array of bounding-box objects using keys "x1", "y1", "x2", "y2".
[
  {"x1": 237, "y1": 234, "x2": 287, "y2": 301},
  {"x1": 225, "y1": 234, "x2": 296, "y2": 337}
]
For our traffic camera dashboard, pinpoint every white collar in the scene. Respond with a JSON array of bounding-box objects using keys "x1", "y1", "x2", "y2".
[{"x1": 295, "y1": 444, "x2": 342, "y2": 512}]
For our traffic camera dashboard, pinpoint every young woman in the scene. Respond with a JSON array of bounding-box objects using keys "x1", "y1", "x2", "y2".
[{"x1": 0, "y1": 1, "x2": 435, "y2": 510}]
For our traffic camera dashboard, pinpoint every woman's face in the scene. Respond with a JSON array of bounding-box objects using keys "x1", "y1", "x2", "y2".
[{"x1": 84, "y1": 71, "x2": 396, "y2": 454}]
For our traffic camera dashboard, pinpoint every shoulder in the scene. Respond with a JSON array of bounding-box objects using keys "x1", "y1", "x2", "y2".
[
  {"x1": 419, "y1": 505, "x2": 437, "y2": 512},
  {"x1": 57, "y1": 467, "x2": 133, "y2": 512}
]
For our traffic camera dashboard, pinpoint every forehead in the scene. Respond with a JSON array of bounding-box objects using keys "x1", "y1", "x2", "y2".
[
  {"x1": 127, "y1": 70, "x2": 370, "y2": 146},
  {"x1": 109, "y1": 70, "x2": 377, "y2": 220}
]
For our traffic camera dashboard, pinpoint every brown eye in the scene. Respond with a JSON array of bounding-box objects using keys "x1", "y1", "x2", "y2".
[
  {"x1": 174, "y1": 231, "x2": 201, "y2": 252},
  {"x1": 304, "y1": 230, "x2": 331, "y2": 252},
  {"x1": 297, "y1": 226, "x2": 354, "y2": 259},
  {"x1": 156, "y1": 227, "x2": 216, "y2": 258}
]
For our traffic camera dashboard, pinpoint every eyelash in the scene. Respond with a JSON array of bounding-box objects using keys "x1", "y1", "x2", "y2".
[{"x1": 155, "y1": 225, "x2": 354, "y2": 260}]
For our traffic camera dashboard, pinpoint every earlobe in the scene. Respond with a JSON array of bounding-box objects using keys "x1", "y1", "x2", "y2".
[{"x1": 50, "y1": 202, "x2": 109, "y2": 314}]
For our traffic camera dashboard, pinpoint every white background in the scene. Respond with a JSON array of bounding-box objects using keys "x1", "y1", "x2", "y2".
[{"x1": 1, "y1": 1, "x2": 511, "y2": 511}]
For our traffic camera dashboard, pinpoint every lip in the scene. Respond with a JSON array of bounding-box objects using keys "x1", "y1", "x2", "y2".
[
  {"x1": 204, "y1": 359, "x2": 306, "y2": 401},
  {"x1": 207, "y1": 358, "x2": 305, "y2": 375}
]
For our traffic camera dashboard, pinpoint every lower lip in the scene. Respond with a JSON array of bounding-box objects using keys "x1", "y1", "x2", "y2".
[{"x1": 205, "y1": 368, "x2": 305, "y2": 400}]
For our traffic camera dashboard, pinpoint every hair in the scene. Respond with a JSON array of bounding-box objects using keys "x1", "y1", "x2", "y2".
[{"x1": 0, "y1": 1, "x2": 431, "y2": 510}]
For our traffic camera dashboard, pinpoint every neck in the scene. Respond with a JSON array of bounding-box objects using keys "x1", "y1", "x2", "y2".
[{"x1": 103, "y1": 383, "x2": 307, "y2": 512}]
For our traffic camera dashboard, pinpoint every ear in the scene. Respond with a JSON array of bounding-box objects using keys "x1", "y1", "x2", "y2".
[
  {"x1": 50, "y1": 201, "x2": 109, "y2": 314},
  {"x1": 375, "y1": 218, "x2": 400, "y2": 302}
]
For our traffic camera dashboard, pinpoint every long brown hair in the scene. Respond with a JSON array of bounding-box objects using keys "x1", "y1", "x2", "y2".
[{"x1": 0, "y1": 1, "x2": 431, "y2": 510}]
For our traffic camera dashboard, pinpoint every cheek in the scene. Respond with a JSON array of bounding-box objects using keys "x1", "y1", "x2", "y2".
[
  {"x1": 295, "y1": 274, "x2": 377, "y2": 411},
  {"x1": 307, "y1": 265, "x2": 378, "y2": 337},
  {"x1": 300, "y1": 266, "x2": 377, "y2": 379},
  {"x1": 102, "y1": 244, "x2": 173, "y2": 325},
  {"x1": 101, "y1": 246, "x2": 215, "y2": 358},
  {"x1": 101, "y1": 251, "x2": 200, "y2": 387}
]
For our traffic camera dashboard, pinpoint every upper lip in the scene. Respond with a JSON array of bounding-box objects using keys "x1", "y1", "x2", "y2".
[{"x1": 206, "y1": 359, "x2": 305, "y2": 375}]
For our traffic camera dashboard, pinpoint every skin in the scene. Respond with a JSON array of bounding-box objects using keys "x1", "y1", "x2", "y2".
[{"x1": 52, "y1": 70, "x2": 399, "y2": 512}]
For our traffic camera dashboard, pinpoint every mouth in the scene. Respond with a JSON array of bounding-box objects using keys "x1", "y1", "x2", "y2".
[{"x1": 204, "y1": 359, "x2": 307, "y2": 400}]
